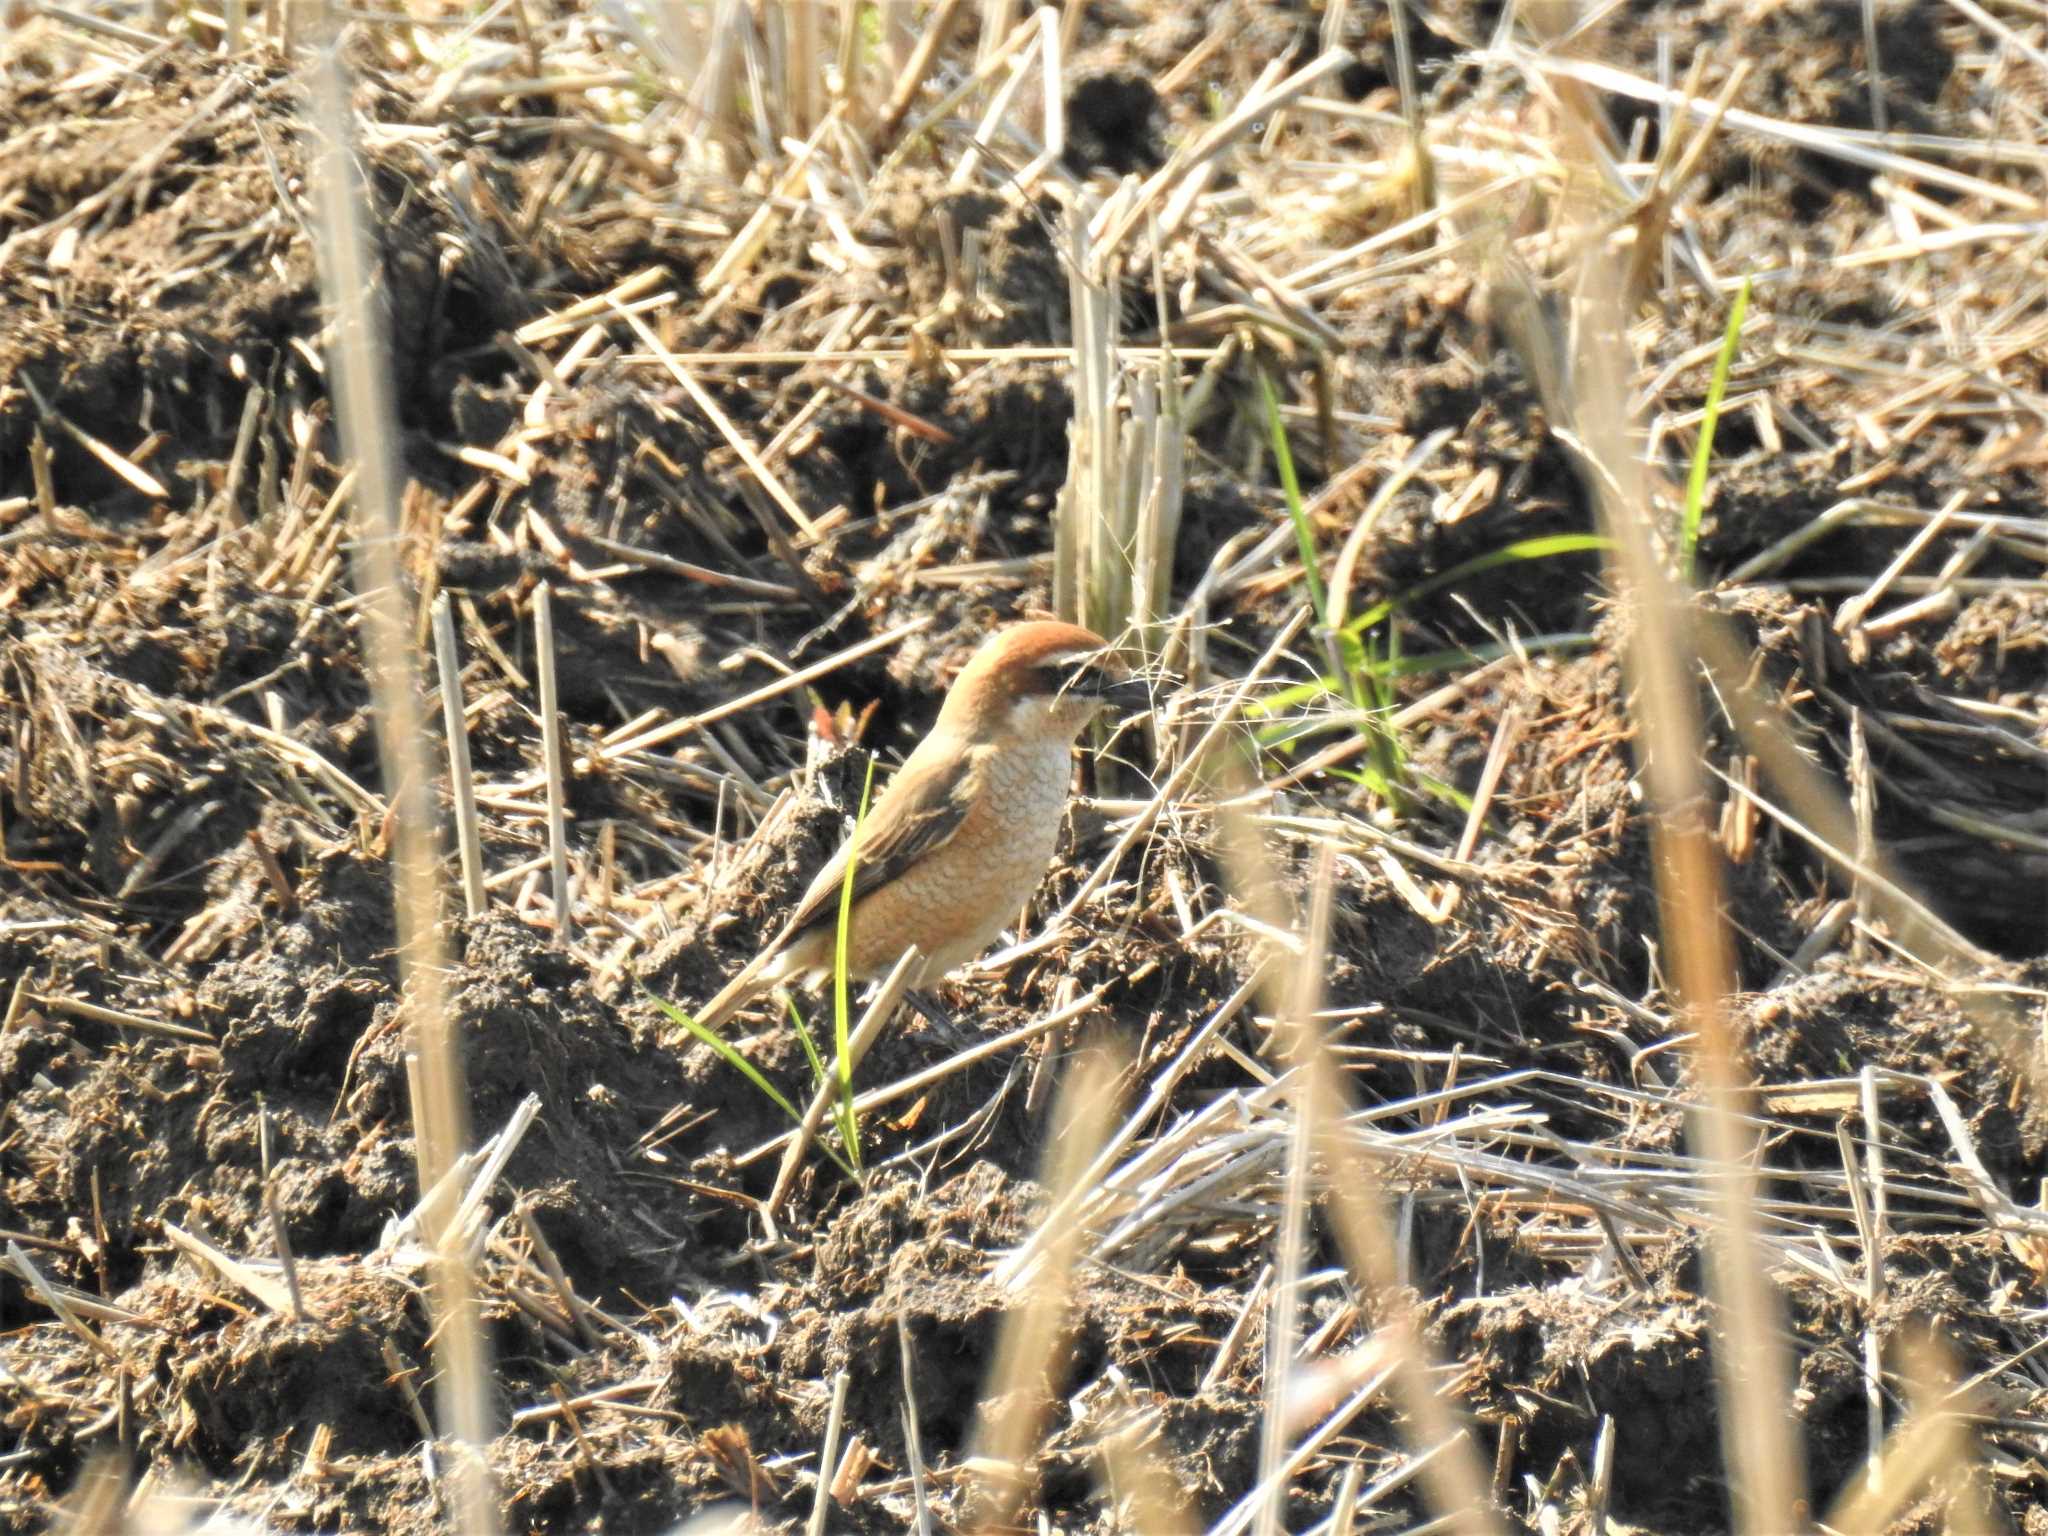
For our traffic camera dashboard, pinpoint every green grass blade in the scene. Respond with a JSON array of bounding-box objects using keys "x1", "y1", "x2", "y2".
[
  {"x1": 645, "y1": 991, "x2": 857, "y2": 1181},
  {"x1": 1246, "y1": 678, "x2": 1345, "y2": 718},
  {"x1": 1410, "y1": 767, "x2": 1473, "y2": 815},
  {"x1": 785, "y1": 994, "x2": 830, "y2": 1089},
  {"x1": 785, "y1": 996, "x2": 860, "y2": 1173},
  {"x1": 1257, "y1": 368, "x2": 1328, "y2": 627},
  {"x1": 1682, "y1": 274, "x2": 1752, "y2": 581},
  {"x1": 831, "y1": 757, "x2": 879, "y2": 1173},
  {"x1": 1358, "y1": 625, "x2": 1405, "y2": 798},
  {"x1": 647, "y1": 992, "x2": 804, "y2": 1125},
  {"x1": 1343, "y1": 533, "x2": 1614, "y2": 636},
  {"x1": 1370, "y1": 631, "x2": 1598, "y2": 678}
]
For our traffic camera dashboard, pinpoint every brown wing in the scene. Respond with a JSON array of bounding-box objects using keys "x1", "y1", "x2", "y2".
[{"x1": 771, "y1": 744, "x2": 982, "y2": 950}]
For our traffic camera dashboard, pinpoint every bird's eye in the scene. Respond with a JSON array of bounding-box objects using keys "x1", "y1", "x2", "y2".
[{"x1": 1049, "y1": 657, "x2": 1093, "y2": 695}]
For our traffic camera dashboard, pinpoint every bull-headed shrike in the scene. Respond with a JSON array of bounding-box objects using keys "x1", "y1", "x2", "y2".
[{"x1": 691, "y1": 621, "x2": 1147, "y2": 1031}]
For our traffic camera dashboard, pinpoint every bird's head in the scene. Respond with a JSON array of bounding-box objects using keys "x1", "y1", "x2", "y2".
[{"x1": 939, "y1": 621, "x2": 1150, "y2": 742}]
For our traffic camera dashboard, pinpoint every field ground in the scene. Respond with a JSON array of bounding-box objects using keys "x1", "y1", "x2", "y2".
[{"x1": 2, "y1": 2, "x2": 2046, "y2": 1534}]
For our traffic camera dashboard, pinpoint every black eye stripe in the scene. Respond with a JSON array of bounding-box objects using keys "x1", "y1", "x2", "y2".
[
  {"x1": 1015, "y1": 651, "x2": 1114, "y2": 696},
  {"x1": 1028, "y1": 656, "x2": 1094, "y2": 695}
]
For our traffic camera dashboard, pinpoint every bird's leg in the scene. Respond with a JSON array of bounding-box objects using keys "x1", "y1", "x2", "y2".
[{"x1": 903, "y1": 989, "x2": 974, "y2": 1050}]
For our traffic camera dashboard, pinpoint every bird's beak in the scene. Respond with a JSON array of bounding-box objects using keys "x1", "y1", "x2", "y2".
[{"x1": 1075, "y1": 671, "x2": 1154, "y2": 710}]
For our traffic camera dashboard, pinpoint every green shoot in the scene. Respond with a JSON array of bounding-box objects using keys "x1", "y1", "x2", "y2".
[
  {"x1": 1260, "y1": 366, "x2": 1405, "y2": 809},
  {"x1": 1248, "y1": 629, "x2": 1596, "y2": 735},
  {"x1": 1367, "y1": 631, "x2": 1597, "y2": 679},
  {"x1": 643, "y1": 755, "x2": 881, "y2": 1184},
  {"x1": 782, "y1": 997, "x2": 863, "y2": 1169},
  {"x1": 1256, "y1": 366, "x2": 1611, "y2": 825},
  {"x1": 645, "y1": 992, "x2": 858, "y2": 1180},
  {"x1": 1251, "y1": 521, "x2": 1610, "y2": 819},
  {"x1": 1346, "y1": 614, "x2": 1407, "y2": 808},
  {"x1": 1341, "y1": 534, "x2": 1613, "y2": 637},
  {"x1": 1258, "y1": 368, "x2": 1328, "y2": 626},
  {"x1": 1681, "y1": 275, "x2": 1751, "y2": 581},
  {"x1": 784, "y1": 993, "x2": 832, "y2": 1101},
  {"x1": 1250, "y1": 632, "x2": 1594, "y2": 751},
  {"x1": 831, "y1": 757, "x2": 878, "y2": 1174}
]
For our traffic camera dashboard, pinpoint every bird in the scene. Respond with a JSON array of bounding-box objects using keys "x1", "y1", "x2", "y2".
[{"x1": 688, "y1": 621, "x2": 1147, "y2": 1033}]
